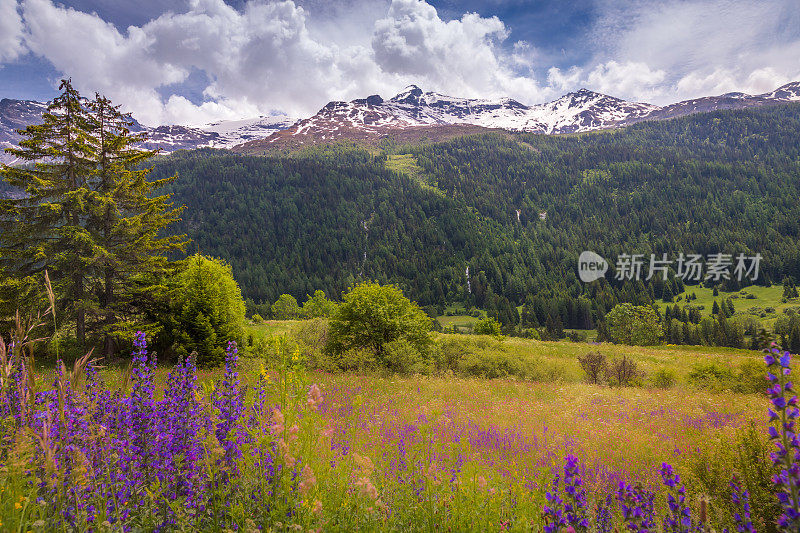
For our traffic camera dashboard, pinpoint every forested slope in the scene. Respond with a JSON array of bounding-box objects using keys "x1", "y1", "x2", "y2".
[{"x1": 153, "y1": 103, "x2": 800, "y2": 325}]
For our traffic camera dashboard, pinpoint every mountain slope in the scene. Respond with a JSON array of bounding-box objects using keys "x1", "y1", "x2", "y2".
[
  {"x1": 0, "y1": 98, "x2": 293, "y2": 164},
  {"x1": 4, "y1": 81, "x2": 800, "y2": 161},
  {"x1": 236, "y1": 81, "x2": 800, "y2": 153},
  {"x1": 152, "y1": 103, "x2": 800, "y2": 309}
]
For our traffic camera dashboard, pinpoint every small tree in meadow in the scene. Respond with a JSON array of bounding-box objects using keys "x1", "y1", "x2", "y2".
[
  {"x1": 473, "y1": 317, "x2": 502, "y2": 338},
  {"x1": 155, "y1": 254, "x2": 246, "y2": 366},
  {"x1": 325, "y1": 281, "x2": 432, "y2": 372},
  {"x1": 606, "y1": 355, "x2": 642, "y2": 386},
  {"x1": 578, "y1": 351, "x2": 607, "y2": 384}
]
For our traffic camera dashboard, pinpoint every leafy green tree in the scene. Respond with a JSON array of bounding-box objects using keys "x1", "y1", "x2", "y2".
[
  {"x1": 473, "y1": 317, "x2": 502, "y2": 337},
  {"x1": 301, "y1": 289, "x2": 336, "y2": 318},
  {"x1": 272, "y1": 294, "x2": 301, "y2": 319},
  {"x1": 325, "y1": 282, "x2": 432, "y2": 371},
  {"x1": 605, "y1": 303, "x2": 663, "y2": 346},
  {"x1": 155, "y1": 254, "x2": 245, "y2": 366}
]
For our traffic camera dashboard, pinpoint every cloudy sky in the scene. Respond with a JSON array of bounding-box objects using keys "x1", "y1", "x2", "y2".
[{"x1": 1, "y1": 0, "x2": 798, "y2": 126}]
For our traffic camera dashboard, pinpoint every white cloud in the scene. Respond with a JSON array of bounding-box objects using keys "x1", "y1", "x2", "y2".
[
  {"x1": 547, "y1": 66, "x2": 582, "y2": 92},
  {"x1": 588, "y1": 0, "x2": 800, "y2": 103},
  {"x1": 586, "y1": 61, "x2": 666, "y2": 101},
  {"x1": 0, "y1": 0, "x2": 26, "y2": 62},
  {"x1": 7, "y1": 0, "x2": 800, "y2": 124},
  {"x1": 20, "y1": 0, "x2": 386, "y2": 124},
  {"x1": 371, "y1": 0, "x2": 546, "y2": 101}
]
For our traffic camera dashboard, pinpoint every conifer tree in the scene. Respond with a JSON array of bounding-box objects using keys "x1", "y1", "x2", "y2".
[
  {"x1": 1, "y1": 80, "x2": 186, "y2": 351},
  {"x1": 85, "y1": 94, "x2": 186, "y2": 354},
  {"x1": 0, "y1": 79, "x2": 96, "y2": 344}
]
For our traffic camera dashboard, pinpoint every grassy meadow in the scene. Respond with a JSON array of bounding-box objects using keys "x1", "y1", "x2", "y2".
[{"x1": 2, "y1": 320, "x2": 783, "y2": 532}]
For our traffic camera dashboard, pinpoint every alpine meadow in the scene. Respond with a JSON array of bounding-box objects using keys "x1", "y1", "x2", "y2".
[{"x1": 1, "y1": 1, "x2": 800, "y2": 531}]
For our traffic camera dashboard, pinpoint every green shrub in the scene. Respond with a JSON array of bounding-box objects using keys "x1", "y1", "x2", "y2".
[
  {"x1": 473, "y1": 317, "x2": 503, "y2": 338},
  {"x1": 733, "y1": 359, "x2": 768, "y2": 394},
  {"x1": 567, "y1": 330, "x2": 588, "y2": 342},
  {"x1": 334, "y1": 347, "x2": 377, "y2": 372},
  {"x1": 384, "y1": 338, "x2": 431, "y2": 374},
  {"x1": 650, "y1": 368, "x2": 675, "y2": 389},
  {"x1": 294, "y1": 318, "x2": 336, "y2": 371},
  {"x1": 155, "y1": 254, "x2": 246, "y2": 367},
  {"x1": 687, "y1": 362, "x2": 736, "y2": 391},
  {"x1": 520, "y1": 328, "x2": 541, "y2": 340},
  {"x1": 457, "y1": 349, "x2": 523, "y2": 379},
  {"x1": 325, "y1": 282, "x2": 433, "y2": 374},
  {"x1": 252, "y1": 314, "x2": 264, "y2": 323}
]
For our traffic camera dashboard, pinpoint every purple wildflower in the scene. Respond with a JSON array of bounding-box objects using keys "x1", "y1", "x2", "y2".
[{"x1": 764, "y1": 346, "x2": 800, "y2": 531}]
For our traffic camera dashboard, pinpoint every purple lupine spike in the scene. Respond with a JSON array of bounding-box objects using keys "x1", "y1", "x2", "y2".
[
  {"x1": 764, "y1": 349, "x2": 800, "y2": 531},
  {"x1": 214, "y1": 341, "x2": 244, "y2": 475},
  {"x1": 595, "y1": 494, "x2": 613, "y2": 533},
  {"x1": 730, "y1": 478, "x2": 756, "y2": 533},
  {"x1": 562, "y1": 454, "x2": 589, "y2": 531},
  {"x1": 542, "y1": 474, "x2": 567, "y2": 533},
  {"x1": 617, "y1": 480, "x2": 656, "y2": 532},
  {"x1": 660, "y1": 463, "x2": 694, "y2": 533}
]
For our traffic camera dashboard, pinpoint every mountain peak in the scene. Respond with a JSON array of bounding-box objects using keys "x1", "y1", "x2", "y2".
[{"x1": 391, "y1": 85, "x2": 424, "y2": 104}]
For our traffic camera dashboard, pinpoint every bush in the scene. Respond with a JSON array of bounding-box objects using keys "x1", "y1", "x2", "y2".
[
  {"x1": 272, "y1": 294, "x2": 301, "y2": 319},
  {"x1": 688, "y1": 363, "x2": 737, "y2": 391},
  {"x1": 457, "y1": 348, "x2": 525, "y2": 379},
  {"x1": 384, "y1": 338, "x2": 430, "y2": 374},
  {"x1": 155, "y1": 254, "x2": 246, "y2": 367},
  {"x1": 520, "y1": 328, "x2": 541, "y2": 340},
  {"x1": 605, "y1": 355, "x2": 643, "y2": 386},
  {"x1": 252, "y1": 314, "x2": 264, "y2": 323},
  {"x1": 473, "y1": 317, "x2": 503, "y2": 338},
  {"x1": 567, "y1": 330, "x2": 588, "y2": 342},
  {"x1": 734, "y1": 359, "x2": 769, "y2": 394},
  {"x1": 578, "y1": 351, "x2": 607, "y2": 384},
  {"x1": 325, "y1": 282, "x2": 433, "y2": 373},
  {"x1": 294, "y1": 318, "x2": 336, "y2": 371},
  {"x1": 650, "y1": 368, "x2": 675, "y2": 389}
]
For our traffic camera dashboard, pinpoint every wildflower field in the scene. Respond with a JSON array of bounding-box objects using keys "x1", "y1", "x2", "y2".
[{"x1": 1, "y1": 331, "x2": 798, "y2": 532}]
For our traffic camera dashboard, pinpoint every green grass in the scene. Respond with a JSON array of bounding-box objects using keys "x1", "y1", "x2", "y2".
[
  {"x1": 656, "y1": 283, "x2": 799, "y2": 329},
  {"x1": 244, "y1": 317, "x2": 762, "y2": 388},
  {"x1": 438, "y1": 333, "x2": 761, "y2": 385},
  {"x1": 436, "y1": 314, "x2": 482, "y2": 332},
  {"x1": 245, "y1": 319, "x2": 297, "y2": 338},
  {"x1": 385, "y1": 154, "x2": 443, "y2": 194}
]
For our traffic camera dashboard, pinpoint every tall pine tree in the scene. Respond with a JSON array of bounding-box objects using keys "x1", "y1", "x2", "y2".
[
  {"x1": 86, "y1": 94, "x2": 186, "y2": 355},
  {"x1": 0, "y1": 79, "x2": 96, "y2": 343},
  {"x1": 1, "y1": 80, "x2": 186, "y2": 352}
]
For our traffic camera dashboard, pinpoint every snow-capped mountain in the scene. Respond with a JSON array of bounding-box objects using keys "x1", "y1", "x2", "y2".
[
  {"x1": 3, "y1": 81, "x2": 800, "y2": 162},
  {"x1": 261, "y1": 85, "x2": 656, "y2": 143},
  {"x1": 0, "y1": 99, "x2": 49, "y2": 165},
  {"x1": 0, "y1": 98, "x2": 294, "y2": 165},
  {"x1": 238, "y1": 81, "x2": 800, "y2": 152}
]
